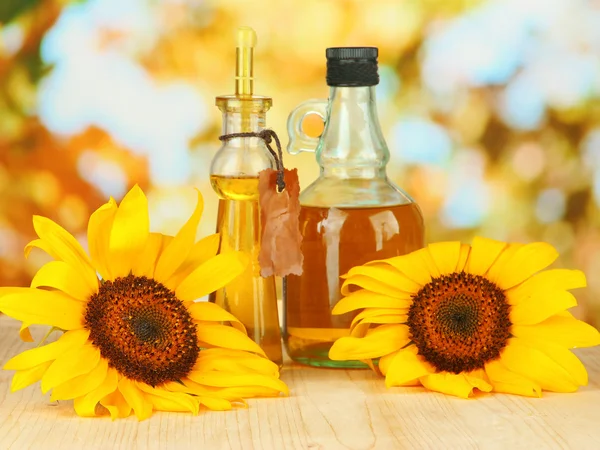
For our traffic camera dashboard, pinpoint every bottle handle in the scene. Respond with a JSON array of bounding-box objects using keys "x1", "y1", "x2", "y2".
[{"x1": 286, "y1": 99, "x2": 328, "y2": 154}]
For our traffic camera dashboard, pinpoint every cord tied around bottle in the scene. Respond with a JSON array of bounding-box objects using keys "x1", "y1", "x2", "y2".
[{"x1": 219, "y1": 129, "x2": 286, "y2": 193}]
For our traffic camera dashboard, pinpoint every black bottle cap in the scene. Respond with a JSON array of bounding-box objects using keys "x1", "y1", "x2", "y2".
[{"x1": 326, "y1": 47, "x2": 379, "y2": 87}]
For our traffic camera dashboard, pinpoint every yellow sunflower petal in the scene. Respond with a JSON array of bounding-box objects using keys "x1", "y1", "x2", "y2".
[
  {"x1": 161, "y1": 234, "x2": 173, "y2": 249},
  {"x1": 137, "y1": 383, "x2": 200, "y2": 415},
  {"x1": 341, "y1": 275, "x2": 413, "y2": 297},
  {"x1": 165, "y1": 379, "x2": 213, "y2": 395},
  {"x1": 176, "y1": 252, "x2": 249, "y2": 302},
  {"x1": 32, "y1": 215, "x2": 97, "y2": 287},
  {"x1": 212, "y1": 389, "x2": 262, "y2": 402},
  {"x1": 456, "y1": 244, "x2": 470, "y2": 272},
  {"x1": 0, "y1": 286, "x2": 29, "y2": 297},
  {"x1": 193, "y1": 348, "x2": 278, "y2": 376},
  {"x1": 118, "y1": 378, "x2": 153, "y2": 421},
  {"x1": 512, "y1": 314, "x2": 600, "y2": 348},
  {"x1": 500, "y1": 338, "x2": 578, "y2": 392},
  {"x1": 507, "y1": 269, "x2": 587, "y2": 304},
  {"x1": 154, "y1": 189, "x2": 204, "y2": 283},
  {"x1": 332, "y1": 290, "x2": 411, "y2": 315},
  {"x1": 349, "y1": 322, "x2": 370, "y2": 338},
  {"x1": 167, "y1": 234, "x2": 221, "y2": 288},
  {"x1": 74, "y1": 368, "x2": 119, "y2": 417},
  {"x1": 87, "y1": 197, "x2": 118, "y2": 281},
  {"x1": 19, "y1": 322, "x2": 33, "y2": 342},
  {"x1": 485, "y1": 359, "x2": 541, "y2": 397},
  {"x1": 484, "y1": 242, "x2": 523, "y2": 278},
  {"x1": 50, "y1": 358, "x2": 108, "y2": 401},
  {"x1": 196, "y1": 323, "x2": 265, "y2": 356},
  {"x1": 351, "y1": 308, "x2": 407, "y2": 327},
  {"x1": 361, "y1": 358, "x2": 378, "y2": 373},
  {"x1": 465, "y1": 237, "x2": 507, "y2": 276},
  {"x1": 147, "y1": 393, "x2": 198, "y2": 414},
  {"x1": 31, "y1": 260, "x2": 97, "y2": 300},
  {"x1": 24, "y1": 238, "x2": 59, "y2": 260},
  {"x1": 420, "y1": 372, "x2": 490, "y2": 398},
  {"x1": 488, "y1": 242, "x2": 558, "y2": 290},
  {"x1": 367, "y1": 251, "x2": 433, "y2": 286},
  {"x1": 0, "y1": 289, "x2": 35, "y2": 342},
  {"x1": 464, "y1": 371, "x2": 493, "y2": 393},
  {"x1": 198, "y1": 396, "x2": 235, "y2": 410},
  {"x1": 41, "y1": 344, "x2": 101, "y2": 393},
  {"x1": 352, "y1": 313, "x2": 407, "y2": 328},
  {"x1": 427, "y1": 241, "x2": 461, "y2": 275},
  {"x1": 346, "y1": 265, "x2": 421, "y2": 293},
  {"x1": 11, "y1": 361, "x2": 52, "y2": 392},
  {"x1": 514, "y1": 339, "x2": 588, "y2": 386},
  {"x1": 329, "y1": 324, "x2": 410, "y2": 361},
  {"x1": 188, "y1": 301, "x2": 246, "y2": 333},
  {"x1": 0, "y1": 289, "x2": 84, "y2": 330},
  {"x1": 4, "y1": 329, "x2": 90, "y2": 371},
  {"x1": 100, "y1": 389, "x2": 132, "y2": 420},
  {"x1": 167, "y1": 381, "x2": 236, "y2": 409},
  {"x1": 187, "y1": 371, "x2": 289, "y2": 396},
  {"x1": 385, "y1": 346, "x2": 433, "y2": 388},
  {"x1": 109, "y1": 185, "x2": 150, "y2": 279},
  {"x1": 510, "y1": 290, "x2": 577, "y2": 325},
  {"x1": 413, "y1": 247, "x2": 440, "y2": 279},
  {"x1": 551, "y1": 346, "x2": 589, "y2": 387},
  {"x1": 132, "y1": 233, "x2": 167, "y2": 279},
  {"x1": 183, "y1": 381, "x2": 272, "y2": 402},
  {"x1": 556, "y1": 310, "x2": 576, "y2": 319},
  {"x1": 173, "y1": 378, "x2": 280, "y2": 402},
  {"x1": 378, "y1": 349, "x2": 400, "y2": 376}
]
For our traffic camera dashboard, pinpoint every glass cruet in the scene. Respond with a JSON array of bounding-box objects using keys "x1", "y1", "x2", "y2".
[
  {"x1": 208, "y1": 27, "x2": 283, "y2": 366},
  {"x1": 283, "y1": 47, "x2": 425, "y2": 368}
]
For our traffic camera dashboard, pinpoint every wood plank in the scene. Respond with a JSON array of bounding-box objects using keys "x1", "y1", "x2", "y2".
[{"x1": 1, "y1": 316, "x2": 599, "y2": 449}]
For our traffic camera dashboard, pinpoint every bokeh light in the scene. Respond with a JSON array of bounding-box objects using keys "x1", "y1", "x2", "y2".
[{"x1": 1, "y1": 0, "x2": 599, "y2": 325}]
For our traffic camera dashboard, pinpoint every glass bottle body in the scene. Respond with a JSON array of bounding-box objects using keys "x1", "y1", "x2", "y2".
[
  {"x1": 209, "y1": 98, "x2": 283, "y2": 366},
  {"x1": 284, "y1": 86, "x2": 425, "y2": 368}
]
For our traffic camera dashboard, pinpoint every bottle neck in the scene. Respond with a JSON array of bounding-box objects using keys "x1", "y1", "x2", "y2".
[
  {"x1": 221, "y1": 111, "x2": 266, "y2": 135},
  {"x1": 318, "y1": 86, "x2": 389, "y2": 178}
]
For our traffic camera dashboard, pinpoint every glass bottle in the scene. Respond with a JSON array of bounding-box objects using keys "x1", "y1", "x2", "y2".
[
  {"x1": 208, "y1": 27, "x2": 283, "y2": 366},
  {"x1": 284, "y1": 47, "x2": 425, "y2": 368}
]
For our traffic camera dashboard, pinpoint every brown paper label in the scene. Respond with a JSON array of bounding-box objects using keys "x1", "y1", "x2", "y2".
[{"x1": 257, "y1": 168, "x2": 303, "y2": 277}]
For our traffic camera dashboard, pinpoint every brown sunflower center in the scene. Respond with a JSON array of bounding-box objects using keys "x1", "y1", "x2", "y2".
[
  {"x1": 407, "y1": 272, "x2": 511, "y2": 374},
  {"x1": 84, "y1": 274, "x2": 199, "y2": 386}
]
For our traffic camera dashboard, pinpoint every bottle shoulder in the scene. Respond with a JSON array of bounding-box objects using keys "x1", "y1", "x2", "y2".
[{"x1": 299, "y1": 176, "x2": 418, "y2": 208}]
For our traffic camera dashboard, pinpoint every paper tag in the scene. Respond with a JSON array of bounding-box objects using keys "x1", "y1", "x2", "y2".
[{"x1": 257, "y1": 168, "x2": 303, "y2": 277}]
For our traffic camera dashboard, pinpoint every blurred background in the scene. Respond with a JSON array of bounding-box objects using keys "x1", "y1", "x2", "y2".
[{"x1": 1, "y1": 0, "x2": 599, "y2": 325}]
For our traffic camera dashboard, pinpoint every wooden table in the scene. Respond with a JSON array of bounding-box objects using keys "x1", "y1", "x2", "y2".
[{"x1": 1, "y1": 316, "x2": 600, "y2": 450}]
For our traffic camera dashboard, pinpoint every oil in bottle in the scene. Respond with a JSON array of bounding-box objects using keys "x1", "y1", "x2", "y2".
[
  {"x1": 210, "y1": 175, "x2": 283, "y2": 365},
  {"x1": 285, "y1": 203, "x2": 424, "y2": 367}
]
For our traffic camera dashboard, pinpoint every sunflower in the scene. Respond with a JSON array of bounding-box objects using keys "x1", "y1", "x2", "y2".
[
  {"x1": 328, "y1": 237, "x2": 600, "y2": 398},
  {"x1": 0, "y1": 185, "x2": 288, "y2": 420}
]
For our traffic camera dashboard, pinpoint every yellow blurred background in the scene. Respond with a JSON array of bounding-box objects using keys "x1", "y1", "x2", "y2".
[{"x1": 1, "y1": 0, "x2": 599, "y2": 325}]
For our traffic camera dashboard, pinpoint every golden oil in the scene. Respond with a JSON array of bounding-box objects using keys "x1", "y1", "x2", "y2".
[
  {"x1": 209, "y1": 175, "x2": 283, "y2": 366},
  {"x1": 284, "y1": 203, "x2": 424, "y2": 367},
  {"x1": 210, "y1": 175, "x2": 259, "y2": 202}
]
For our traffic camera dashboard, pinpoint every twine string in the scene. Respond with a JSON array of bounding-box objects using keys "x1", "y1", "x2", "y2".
[{"x1": 219, "y1": 129, "x2": 286, "y2": 192}]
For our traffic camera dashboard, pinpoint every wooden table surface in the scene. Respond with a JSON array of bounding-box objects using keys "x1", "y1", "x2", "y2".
[{"x1": 1, "y1": 316, "x2": 600, "y2": 450}]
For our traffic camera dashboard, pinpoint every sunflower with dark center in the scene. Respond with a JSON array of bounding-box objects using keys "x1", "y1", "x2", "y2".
[
  {"x1": 0, "y1": 185, "x2": 288, "y2": 420},
  {"x1": 329, "y1": 239, "x2": 600, "y2": 398}
]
